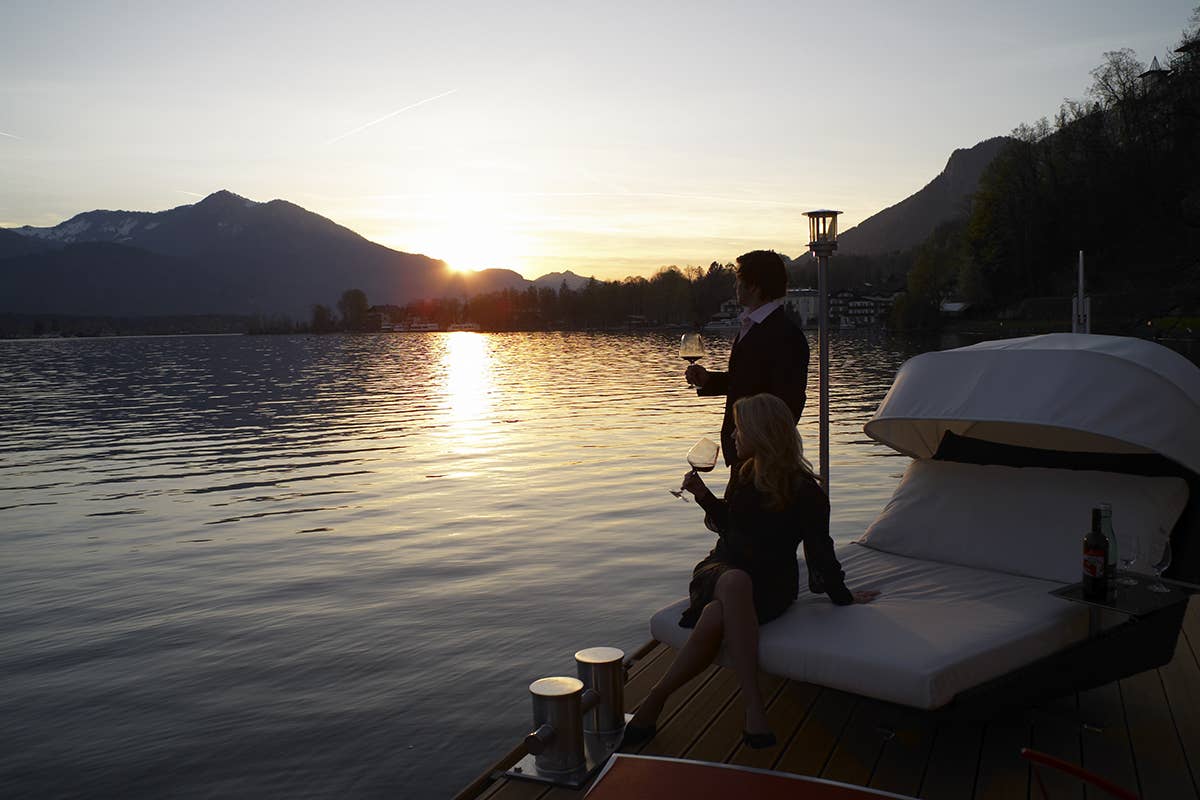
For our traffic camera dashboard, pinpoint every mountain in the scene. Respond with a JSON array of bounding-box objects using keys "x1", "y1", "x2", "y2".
[
  {"x1": 4, "y1": 190, "x2": 449, "y2": 318},
  {"x1": 0, "y1": 228, "x2": 56, "y2": 260},
  {"x1": 532, "y1": 270, "x2": 591, "y2": 291},
  {"x1": 837, "y1": 137, "x2": 1014, "y2": 255},
  {"x1": 1, "y1": 191, "x2": 598, "y2": 318},
  {"x1": 450, "y1": 268, "x2": 531, "y2": 295},
  {"x1": 0, "y1": 243, "x2": 210, "y2": 316}
]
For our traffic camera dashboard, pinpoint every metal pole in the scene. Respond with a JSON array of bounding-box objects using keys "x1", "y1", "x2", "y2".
[
  {"x1": 1078, "y1": 250, "x2": 1084, "y2": 308},
  {"x1": 1080, "y1": 251, "x2": 1090, "y2": 334},
  {"x1": 817, "y1": 253, "x2": 829, "y2": 493},
  {"x1": 1072, "y1": 250, "x2": 1093, "y2": 334}
]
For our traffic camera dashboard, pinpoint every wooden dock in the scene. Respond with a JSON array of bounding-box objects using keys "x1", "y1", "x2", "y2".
[{"x1": 457, "y1": 598, "x2": 1200, "y2": 800}]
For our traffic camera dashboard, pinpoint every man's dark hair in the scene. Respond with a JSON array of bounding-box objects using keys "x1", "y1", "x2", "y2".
[{"x1": 735, "y1": 250, "x2": 788, "y2": 300}]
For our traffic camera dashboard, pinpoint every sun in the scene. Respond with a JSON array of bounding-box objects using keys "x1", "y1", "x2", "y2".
[
  {"x1": 418, "y1": 193, "x2": 528, "y2": 274},
  {"x1": 441, "y1": 238, "x2": 498, "y2": 273},
  {"x1": 439, "y1": 222, "x2": 524, "y2": 273}
]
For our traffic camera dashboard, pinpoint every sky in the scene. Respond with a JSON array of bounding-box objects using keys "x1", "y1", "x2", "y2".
[{"x1": 1, "y1": 1, "x2": 1196, "y2": 280}]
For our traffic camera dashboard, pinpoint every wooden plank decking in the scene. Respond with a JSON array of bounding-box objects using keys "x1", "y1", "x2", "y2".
[{"x1": 459, "y1": 599, "x2": 1200, "y2": 800}]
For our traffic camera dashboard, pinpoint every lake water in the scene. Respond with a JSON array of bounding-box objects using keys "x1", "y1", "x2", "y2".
[{"x1": 1, "y1": 330, "x2": 941, "y2": 798}]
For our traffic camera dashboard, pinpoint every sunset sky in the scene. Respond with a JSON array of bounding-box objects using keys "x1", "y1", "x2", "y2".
[{"x1": 1, "y1": 1, "x2": 1196, "y2": 280}]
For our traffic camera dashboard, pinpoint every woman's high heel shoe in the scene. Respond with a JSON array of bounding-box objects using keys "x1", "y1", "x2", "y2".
[{"x1": 742, "y1": 729, "x2": 777, "y2": 749}]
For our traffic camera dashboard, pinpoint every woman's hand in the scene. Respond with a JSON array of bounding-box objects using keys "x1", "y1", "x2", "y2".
[
  {"x1": 851, "y1": 590, "x2": 881, "y2": 604},
  {"x1": 681, "y1": 470, "x2": 708, "y2": 499}
]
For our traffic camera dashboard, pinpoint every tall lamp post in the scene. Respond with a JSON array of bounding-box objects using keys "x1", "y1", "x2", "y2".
[
  {"x1": 1072, "y1": 250, "x2": 1091, "y2": 334},
  {"x1": 805, "y1": 210, "x2": 840, "y2": 493}
]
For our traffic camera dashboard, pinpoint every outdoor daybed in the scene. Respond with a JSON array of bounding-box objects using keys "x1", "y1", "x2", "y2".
[{"x1": 650, "y1": 333, "x2": 1200, "y2": 712}]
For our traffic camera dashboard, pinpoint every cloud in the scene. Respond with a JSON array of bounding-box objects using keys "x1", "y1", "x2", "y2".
[
  {"x1": 176, "y1": 190, "x2": 206, "y2": 197},
  {"x1": 324, "y1": 89, "x2": 458, "y2": 146},
  {"x1": 0, "y1": 130, "x2": 22, "y2": 140}
]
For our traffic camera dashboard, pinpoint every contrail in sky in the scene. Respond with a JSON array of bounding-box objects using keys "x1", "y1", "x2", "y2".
[
  {"x1": 0, "y1": 130, "x2": 22, "y2": 139},
  {"x1": 325, "y1": 89, "x2": 458, "y2": 145},
  {"x1": 176, "y1": 191, "x2": 205, "y2": 197}
]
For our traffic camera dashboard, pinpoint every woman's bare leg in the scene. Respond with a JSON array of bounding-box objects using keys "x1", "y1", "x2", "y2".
[
  {"x1": 714, "y1": 569, "x2": 769, "y2": 734},
  {"x1": 629, "y1": 600, "x2": 724, "y2": 728}
]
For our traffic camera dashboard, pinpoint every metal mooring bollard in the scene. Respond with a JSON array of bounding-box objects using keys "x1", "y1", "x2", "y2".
[
  {"x1": 506, "y1": 652, "x2": 628, "y2": 788},
  {"x1": 523, "y1": 677, "x2": 597, "y2": 774},
  {"x1": 574, "y1": 647, "x2": 626, "y2": 734}
]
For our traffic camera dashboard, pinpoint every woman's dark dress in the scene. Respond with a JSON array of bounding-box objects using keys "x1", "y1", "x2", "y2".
[{"x1": 679, "y1": 471, "x2": 852, "y2": 628}]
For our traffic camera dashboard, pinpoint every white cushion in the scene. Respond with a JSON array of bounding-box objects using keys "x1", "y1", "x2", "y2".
[
  {"x1": 858, "y1": 460, "x2": 1188, "y2": 583},
  {"x1": 648, "y1": 543, "x2": 1091, "y2": 709}
]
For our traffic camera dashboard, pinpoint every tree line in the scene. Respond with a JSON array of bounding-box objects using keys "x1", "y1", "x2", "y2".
[
  {"x1": 289, "y1": 251, "x2": 910, "y2": 335},
  {"x1": 391, "y1": 264, "x2": 739, "y2": 331},
  {"x1": 288, "y1": 266, "x2": 736, "y2": 333}
]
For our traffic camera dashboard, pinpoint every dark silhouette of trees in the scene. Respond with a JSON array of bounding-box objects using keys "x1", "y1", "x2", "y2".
[
  {"x1": 310, "y1": 304, "x2": 337, "y2": 333},
  {"x1": 1089, "y1": 49, "x2": 1145, "y2": 109},
  {"x1": 370, "y1": 261, "x2": 748, "y2": 332},
  {"x1": 338, "y1": 288, "x2": 370, "y2": 331}
]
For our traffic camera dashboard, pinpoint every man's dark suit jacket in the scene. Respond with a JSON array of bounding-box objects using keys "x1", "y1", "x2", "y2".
[{"x1": 696, "y1": 306, "x2": 810, "y2": 465}]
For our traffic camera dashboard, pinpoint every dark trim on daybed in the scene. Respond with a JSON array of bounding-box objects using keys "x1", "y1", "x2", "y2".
[{"x1": 939, "y1": 601, "x2": 1187, "y2": 720}]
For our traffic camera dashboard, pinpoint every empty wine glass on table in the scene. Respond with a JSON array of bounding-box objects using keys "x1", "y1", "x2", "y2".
[
  {"x1": 1148, "y1": 535, "x2": 1173, "y2": 593},
  {"x1": 680, "y1": 333, "x2": 705, "y2": 385},
  {"x1": 1116, "y1": 532, "x2": 1139, "y2": 586},
  {"x1": 669, "y1": 437, "x2": 720, "y2": 502}
]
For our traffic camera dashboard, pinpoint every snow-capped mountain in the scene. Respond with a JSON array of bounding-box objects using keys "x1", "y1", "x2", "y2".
[{"x1": 16, "y1": 209, "x2": 164, "y2": 245}]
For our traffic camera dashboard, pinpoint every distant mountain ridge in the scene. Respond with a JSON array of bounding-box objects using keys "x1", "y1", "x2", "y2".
[
  {"x1": 0, "y1": 228, "x2": 56, "y2": 260},
  {"x1": 1, "y1": 138, "x2": 1011, "y2": 320},
  {"x1": 838, "y1": 137, "x2": 1014, "y2": 255},
  {"x1": 1, "y1": 191, "x2": 595, "y2": 318},
  {"x1": 532, "y1": 270, "x2": 591, "y2": 291}
]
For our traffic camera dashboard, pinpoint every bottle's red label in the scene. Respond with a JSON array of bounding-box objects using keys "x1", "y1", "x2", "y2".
[{"x1": 1083, "y1": 550, "x2": 1105, "y2": 577}]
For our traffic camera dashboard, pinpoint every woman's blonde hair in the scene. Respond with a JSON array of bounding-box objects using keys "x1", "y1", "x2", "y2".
[{"x1": 734, "y1": 393, "x2": 818, "y2": 509}]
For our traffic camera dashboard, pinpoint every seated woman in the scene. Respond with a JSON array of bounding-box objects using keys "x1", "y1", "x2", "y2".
[{"x1": 626, "y1": 393, "x2": 879, "y2": 749}]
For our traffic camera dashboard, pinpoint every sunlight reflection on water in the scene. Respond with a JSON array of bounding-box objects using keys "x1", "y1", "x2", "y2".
[{"x1": 0, "y1": 330, "x2": 934, "y2": 797}]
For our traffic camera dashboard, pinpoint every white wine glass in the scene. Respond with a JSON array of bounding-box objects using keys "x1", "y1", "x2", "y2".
[
  {"x1": 1116, "y1": 532, "x2": 1139, "y2": 586},
  {"x1": 680, "y1": 333, "x2": 705, "y2": 385},
  {"x1": 1148, "y1": 536, "x2": 1173, "y2": 593},
  {"x1": 668, "y1": 437, "x2": 720, "y2": 502}
]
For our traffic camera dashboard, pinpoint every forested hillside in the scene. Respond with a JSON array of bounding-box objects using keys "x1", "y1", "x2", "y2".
[{"x1": 893, "y1": 10, "x2": 1200, "y2": 331}]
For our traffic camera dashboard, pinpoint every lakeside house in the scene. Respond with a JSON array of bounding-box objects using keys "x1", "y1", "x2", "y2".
[
  {"x1": 703, "y1": 299, "x2": 741, "y2": 331},
  {"x1": 371, "y1": 309, "x2": 441, "y2": 332},
  {"x1": 705, "y1": 289, "x2": 899, "y2": 331},
  {"x1": 833, "y1": 290, "x2": 900, "y2": 329},
  {"x1": 940, "y1": 300, "x2": 972, "y2": 317},
  {"x1": 784, "y1": 288, "x2": 818, "y2": 327}
]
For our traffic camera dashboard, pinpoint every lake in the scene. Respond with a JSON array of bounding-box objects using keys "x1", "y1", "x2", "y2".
[{"x1": 1, "y1": 330, "x2": 944, "y2": 798}]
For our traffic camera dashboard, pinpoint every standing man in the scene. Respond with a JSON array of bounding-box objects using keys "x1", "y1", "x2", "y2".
[{"x1": 685, "y1": 250, "x2": 809, "y2": 467}]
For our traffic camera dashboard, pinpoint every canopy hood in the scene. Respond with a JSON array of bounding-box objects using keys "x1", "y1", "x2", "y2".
[{"x1": 863, "y1": 334, "x2": 1200, "y2": 475}]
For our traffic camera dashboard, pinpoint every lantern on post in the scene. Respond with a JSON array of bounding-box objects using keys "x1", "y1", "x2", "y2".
[
  {"x1": 804, "y1": 209, "x2": 841, "y2": 493},
  {"x1": 807, "y1": 211, "x2": 839, "y2": 256}
]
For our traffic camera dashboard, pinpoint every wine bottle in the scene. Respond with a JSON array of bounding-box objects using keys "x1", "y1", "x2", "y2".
[
  {"x1": 1099, "y1": 502, "x2": 1117, "y2": 595},
  {"x1": 1082, "y1": 507, "x2": 1109, "y2": 602}
]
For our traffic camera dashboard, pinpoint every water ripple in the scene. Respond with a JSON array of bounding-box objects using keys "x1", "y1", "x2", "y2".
[{"x1": 0, "y1": 330, "x2": 940, "y2": 798}]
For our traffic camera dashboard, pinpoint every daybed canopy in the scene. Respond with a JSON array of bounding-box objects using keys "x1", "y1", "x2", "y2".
[{"x1": 864, "y1": 333, "x2": 1200, "y2": 475}]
